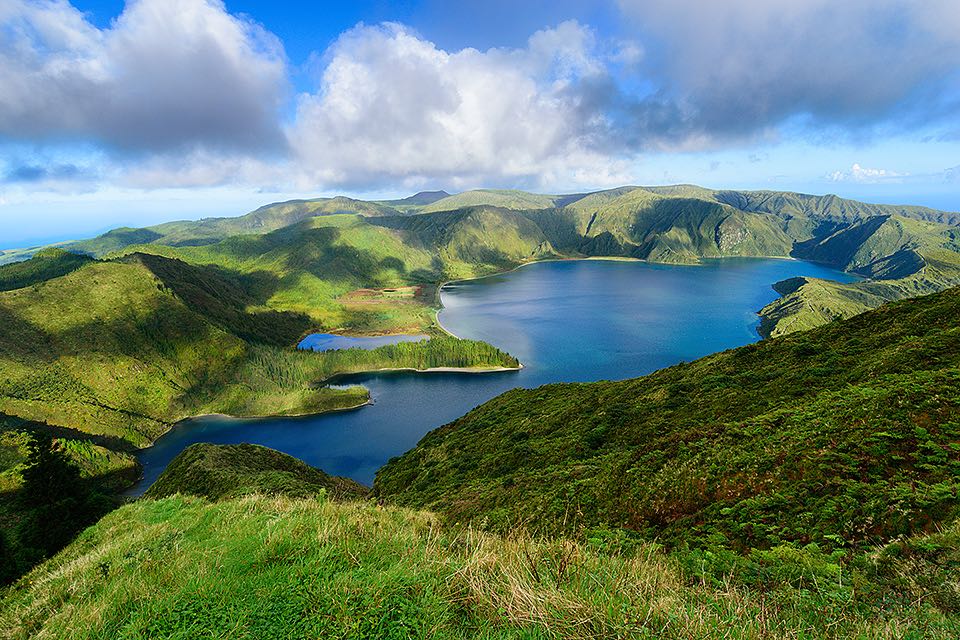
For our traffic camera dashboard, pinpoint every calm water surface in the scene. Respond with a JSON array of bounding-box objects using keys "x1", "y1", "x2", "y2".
[
  {"x1": 299, "y1": 333, "x2": 429, "y2": 351},
  {"x1": 130, "y1": 259, "x2": 854, "y2": 493}
]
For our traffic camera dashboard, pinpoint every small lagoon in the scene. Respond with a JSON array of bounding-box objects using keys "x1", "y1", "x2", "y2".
[
  {"x1": 298, "y1": 333, "x2": 429, "y2": 352},
  {"x1": 131, "y1": 258, "x2": 856, "y2": 493}
]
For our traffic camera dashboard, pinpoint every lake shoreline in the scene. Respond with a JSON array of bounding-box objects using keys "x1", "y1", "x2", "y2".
[
  {"x1": 133, "y1": 254, "x2": 839, "y2": 459},
  {"x1": 124, "y1": 362, "x2": 522, "y2": 494},
  {"x1": 321, "y1": 364, "x2": 523, "y2": 385},
  {"x1": 128, "y1": 257, "x2": 855, "y2": 494}
]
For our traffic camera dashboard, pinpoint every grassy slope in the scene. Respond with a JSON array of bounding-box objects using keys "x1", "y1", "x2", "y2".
[
  {"x1": 3, "y1": 493, "x2": 957, "y2": 639},
  {"x1": 0, "y1": 213, "x2": 523, "y2": 453},
  {"x1": 0, "y1": 253, "x2": 516, "y2": 448},
  {"x1": 0, "y1": 256, "x2": 372, "y2": 446},
  {"x1": 69, "y1": 197, "x2": 400, "y2": 257},
  {"x1": 376, "y1": 285, "x2": 960, "y2": 553},
  {"x1": 144, "y1": 443, "x2": 368, "y2": 502},
  {"x1": 0, "y1": 249, "x2": 94, "y2": 292},
  {"x1": 116, "y1": 214, "x2": 442, "y2": 333},
  {"x1": 420, "y1": 189, "x2": 561, "y2": 213}
]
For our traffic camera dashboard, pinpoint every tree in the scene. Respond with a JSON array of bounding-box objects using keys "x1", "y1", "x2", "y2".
[
  {"x1": 0, "y1": 529, "x2": 20, "y2": 585},
  {"x1": 16, "y1": 432, "x2": 98, "y2": 558}
]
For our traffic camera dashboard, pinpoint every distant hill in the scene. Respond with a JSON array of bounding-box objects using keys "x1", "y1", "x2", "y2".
[
  {"x1": 378, "y1": 190, "x2": 451, "y2": 212},
  {"x1": 69, "y1": 196, "x2": 400, "y2": 256},
  {"x1": 420, "y1": 189, "x2": 563, "y2": 213}
]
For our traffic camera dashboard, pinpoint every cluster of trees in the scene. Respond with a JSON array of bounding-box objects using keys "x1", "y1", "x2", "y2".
[
  {"x1": 311, "y1": 336, "x2": 521, "y2": 380},
  {"x1": 245, "y1": 336, "x2": 519, "y2": 393},
  {"x1": 1, "y1": 433, "x2": 113, "y2": 585}
]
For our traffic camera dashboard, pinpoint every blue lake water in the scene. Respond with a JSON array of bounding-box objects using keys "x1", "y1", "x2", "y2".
[
  {"x1": 299, "y1": 333, "x2": 429, "y2": 351},
  {"x1": 130, "y1": 258, "x2": 855, "y2": 493}
]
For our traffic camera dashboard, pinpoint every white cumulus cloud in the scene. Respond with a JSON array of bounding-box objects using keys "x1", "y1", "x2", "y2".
[
  {"x1": 287, "y1": 21, "x2": 630, "y2": 190},
  {"x1": 0, "y1": 0, "x2": 288, "y2": 152}
]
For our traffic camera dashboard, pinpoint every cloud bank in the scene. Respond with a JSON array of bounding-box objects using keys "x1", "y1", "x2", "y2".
[
  {"x1": 0, "y1": 0, "x2": 957, "y2": 192},
  {"x1": 616, "y1": 0, "x2": 960, "y2": 142},
  {"x1": 0, "y1": 0, "x2": 287, "y2": 152}
]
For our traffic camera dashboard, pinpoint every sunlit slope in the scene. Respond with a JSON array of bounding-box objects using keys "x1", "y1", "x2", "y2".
[
  {"x1": 5, "y1": 491, "x2": 958, "y2": 638},
  {"x1": 759, "y1": 215, "x2": 960, "y2": 336},
  {"x1": 0, "y1": 255, "x2": 370, "y2": 445},
  {"x1": 0, "y1": 219, "x2": 522, "y2": 443},
  {"x1": 419, "y1": 188, "x2": 562, "y2": 213},
  {"x1": 709, "y1": 189, "x2": 960, "y2": 226},
  {"x1": 113, "y1": 214, "x2": 443, "y2": 332},
  {"x1": 20, "y1": 185, "x2": 960, "y2": 341},
  {"x1": 377, "y1": 285, "x2": 960, "y2": 551},
  {"x1": 373, "y1": 206, "x2": 558, "y2": 278},
  {"x1": 70, "y1": 196, "x2": 400, "y2": 257}
]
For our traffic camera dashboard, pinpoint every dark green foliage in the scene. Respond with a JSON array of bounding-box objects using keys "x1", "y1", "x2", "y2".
[
  {"x1": 15, "y1": 433, "x2": 110, "y2": 560},
  {"x1": 0, "y1": 530, "x2": 20, "y2": 585},
  {"x1": 315, "y1": 336, "x2": 521, "y2": 381},
  {"x1": 144, "y1": 443, "x2": 368, "y2": 502},
  {"x1": 0, "y1": 248, "x2": 93, "y2": 292},
  {"x1": 131, "y1": 253, "x2": 313, "y2": 346},
  {"x1": 376, "y1": 286, "x2": 960, "y2": 554}
]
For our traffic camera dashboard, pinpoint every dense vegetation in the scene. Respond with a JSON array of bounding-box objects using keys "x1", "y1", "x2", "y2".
[
  {"x1": 144, "y1": 443, "x2": 368, "y2": 502},
  {"x1": 4, "y1": 493, "x2": 958, "y2": 638},
  {"x1": 0, "y1": 248, "x2": 93, "y2": 292},
  {"x1": 5, "y1": 285, "x2": 960, "y2": 637},
  {"x1": 55, "y1": 185, "x2": 960, "y2": 339},
  {"x1": 0, "y1": 251, "x2": 517, "y2": 448},
  {"x1": 377, "y1": 285, "x2": 960, "y2": 554},
  {"x1": 1, "y1": 186, "x2": 959, "y2": 635},
  {"x1": 0, "y1": 422, "x2": 125, "y2": 585}
]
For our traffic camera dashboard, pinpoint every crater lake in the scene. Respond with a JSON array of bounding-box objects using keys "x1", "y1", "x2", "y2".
[{"x1": 130, "y1": 258, "x2": 855, "y2": 493}]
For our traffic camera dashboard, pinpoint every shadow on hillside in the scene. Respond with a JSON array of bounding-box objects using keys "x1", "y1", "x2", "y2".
[
  {"x1": 0, "y1": 306, "x2": 56, "y2": 364},
  {"x1": 129, "y1": 253, "x2": 314, "y2": 346}
]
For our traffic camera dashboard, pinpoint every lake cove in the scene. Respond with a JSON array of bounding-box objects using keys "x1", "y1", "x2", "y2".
[
  {"x1": 299, "y1": 333, "x2": 429, "y2": 352},
  {"x1": 130, "y1": 258, "x2": 855, "y2": 493}
]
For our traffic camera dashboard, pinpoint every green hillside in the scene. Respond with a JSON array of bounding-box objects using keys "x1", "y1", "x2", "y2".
[
  {"x1": 376, "y1": 285, "x2": 960, "y2": 553},
  {"x1": 0, "y1": 252, "x2": 516, "y2": 447},
  {"x1": 0, "y1": 255, "x2": 363, "y2": 445},
  {"x1": 144, "y1": 443, "x2": 368, "y2": 502},
  {"x1": 40, "y1": 185, "x2": 960, "y2": 341},
  {"x1": 6, "y1": 283, "x2": 960, "y2": 637},
  {"x1": 420, "y1": 189, "x2": 562, "y2": 213},
  {"x1": 0, "y1": 249, "x2": 93, "y2": 292},
  {"x1": 759, "y1": 215, "x2": 960, "y2": 336},
  {"x1": 377, "y1": 190, "x2": 451, "y2": 213},
  {"x1": 4, "y1": 492, "x2": 958, "y2": 638},
  {"x1": 69, "y1": 196, "x2": 400, "y2": 257},
  {"x1": 2, "y1": 185, "x2": 959, "y2": 453}
]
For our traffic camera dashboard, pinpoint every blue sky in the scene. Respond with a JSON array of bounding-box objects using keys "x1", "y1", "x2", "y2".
[{"x1": 1, "y1": 0, "x2": 958, "y2": 248}]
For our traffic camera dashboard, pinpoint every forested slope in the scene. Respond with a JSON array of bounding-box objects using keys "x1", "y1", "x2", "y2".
[{"x1": 377, "y1": 285, "x2": 960, "y2": 554}]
